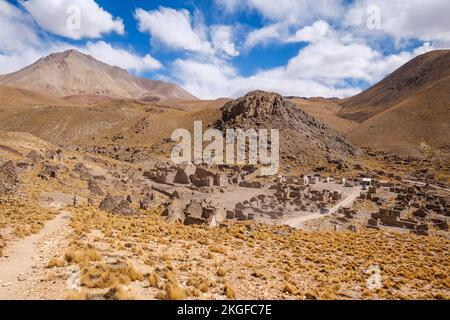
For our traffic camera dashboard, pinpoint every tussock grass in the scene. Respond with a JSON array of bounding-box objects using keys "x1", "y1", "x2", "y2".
[{"x1": 47, "y1": 257, "x2": 67, "y2": 268}]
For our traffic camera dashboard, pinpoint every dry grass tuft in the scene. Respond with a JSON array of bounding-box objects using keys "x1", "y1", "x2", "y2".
[
  {"x1": 104, "y1": 285, "x2": 139, "y2": 300},
  {"x1": 224, "y1": 283, "x2": 236, "y2": 299},
  {"x1": 47, "y1": 257, "x2": 67, "y2": 268},
  {"x1": 283, "y1": 283, "x2": 298, "y2": 295},
  {"x1": 65, "y1": 290, "x2": 89, "y2": 300}
]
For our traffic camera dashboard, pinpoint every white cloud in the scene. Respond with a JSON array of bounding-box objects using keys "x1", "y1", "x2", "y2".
[
  {"x1": 20, "y1": 0, "x2": 124, "y2": 40},
  {"x1": 82, "y1": 41, "x2": 162, "y2": 73},
  {"x1": 211, "y1": 25, "x2": 239, "y2": 57},
  {"x1": 172, "y1": 57, "x2": 361, "y2": 99},
  {"x1": 244, "y1": 23, "x2": 286, "y2": 49},
  {"x1": 246, "y1": 0, "x2": 345, "y2": 24},
  {"x1": 172, "y1": 20, "x2": 434, "y2": 99},
  {"x1": 135, "y1": 7, "x2": 213, "y2": 54},
  {"x1": 287, "y1": 20, "x2": 330, "y2": 43},
  {"x1": 213, "y1": 0, "x2": 244, "y2": 13},
  {"x1": 0, "y1": 3, "x2": 160, "y2": 75},
  {"x1": 345, "y1": 0, "x2": 450, "y2": 46}
]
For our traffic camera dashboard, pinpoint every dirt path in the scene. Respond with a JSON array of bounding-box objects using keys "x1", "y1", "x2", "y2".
[
  {"x1": 403, "y1": 179, "x2": 450, "y2": 193},
  {"x1": 0, "y1": 210, "x2": 71, "y2": 300},
  {"x1": 282, "y1": 188, "x2": 362, "y2": 229}
]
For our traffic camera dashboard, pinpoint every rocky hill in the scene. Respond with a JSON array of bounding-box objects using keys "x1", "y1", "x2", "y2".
[{"x1": 216, "y1": 91, "x2": 357, "y2": 166}]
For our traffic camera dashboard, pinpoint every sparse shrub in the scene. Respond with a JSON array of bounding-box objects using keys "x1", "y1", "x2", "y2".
[
  {"x1": 217, "y1": 268, "x2": 226, "y2": 277},
  {"x1": 65, "y1": 290, "x2": 89, "y2": 300},
  {"x1": 64, "y1": 248, "x2": 102, "y2": 264},
  {"x1": 283, "y1": 283, "x2": 298, "y2": 295},
  {"x1": 165, "y1": 283, "x2": 186, "y2": 300},
  {"x1": 47, "y1": 257, "x2": 67, "y2": 268},
  {"x1": 104, "y1": 285, "x2": 139, "y2": 300},
  {"x1": 148, "y1": 272, "x2": 160, "y2": 288},
  {"x1": 224, "y1": 283, "x2": 236, "y2": 299}
]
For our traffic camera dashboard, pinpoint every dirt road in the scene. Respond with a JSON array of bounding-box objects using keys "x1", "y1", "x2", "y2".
[
  {"x1": 0, "y1": 210, "x2": 71, "y2": 300},
  {"x1": 282, "y1": 187, "x2": 362, "y2": 229}
]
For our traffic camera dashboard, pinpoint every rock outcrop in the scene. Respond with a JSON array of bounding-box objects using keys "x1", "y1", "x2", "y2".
[{"x1": 0, "y1": 161, "x2": 20, "y2": 195}]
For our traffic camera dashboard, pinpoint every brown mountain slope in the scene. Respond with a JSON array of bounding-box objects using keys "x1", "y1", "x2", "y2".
[
  {"x1": 289, "y1": 97, "x2": 358, "y2": 135},
  {"x1": 0, "y1": 85, "x2": 70, "y2": 107},
  {"x1": 347, "y1": 76, "x2": 450, "y2": 155},
  {"x1": 339, "y1": 50, "x2": 450, "y2": 122},
  {"x1": 0, "y1": 49, "x2": 196, "y2": 101},
  {"x1": 135, "y1": 77, "x2": 197, "y2": 101}
]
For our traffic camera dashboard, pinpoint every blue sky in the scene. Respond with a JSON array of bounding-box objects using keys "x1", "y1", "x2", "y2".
[{"x1": 1, "y1": 0, "x2": 449, "y2": 98}]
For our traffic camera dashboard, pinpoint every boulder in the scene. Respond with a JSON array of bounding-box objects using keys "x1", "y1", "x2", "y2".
[
  {"x1": 0, "y1": 161, "x2": 20, "y2": 195},
  {"x1": 45, "y1": 149, "x2": 64, "y2": 161},
  {"x1": 163, "y1": 199, "x2": 186, "y2": 223},
  {"x1": 99, "y1": 194, "x2": 120, "y2": 212},
  {"x1": 98, "y1": 194, "x2": 137, "y2": 215},
  {"x1": 139, "y1": 193, "x2": 154, "y2": 210},
  {"x1": 111, "y1": 200, "x2": 137, "y2": 216},
  {"x1": 174, "y1": 164, "x2": 196, "y2": 184},
  {"x1": 88, "y1": 180, "x2": 104, "y2": 196},
  {"x1": 412, "y1": 208, "x2": 429, "y2": 219},
  {"x1": 26, "y1": 150, "x2": 44, "y2": 164},
  {"x1": 39, "y1": 163, "x2": 59, "y2": 179}
]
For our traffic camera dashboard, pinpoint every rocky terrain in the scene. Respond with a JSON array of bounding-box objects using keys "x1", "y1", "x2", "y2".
[
  {"x1": 216, "y1": 91, "x2": 358, "y2": 169},
  {"x1": 0, "y1": 50, "x2": 449, "y2": 300}
]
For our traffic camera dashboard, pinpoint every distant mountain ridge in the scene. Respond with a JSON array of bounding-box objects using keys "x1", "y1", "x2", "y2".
[
  {"x1": 339, "y1": 50, "x2": 450, "y2": 122},
  {"x1": 0, "y1": 49, "x2": 197, "y2": 101},
  {"x1": 339, "y1": 50, "x2": 450, "y2": 155}
]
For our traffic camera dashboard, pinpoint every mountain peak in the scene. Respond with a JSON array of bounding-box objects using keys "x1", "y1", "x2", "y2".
[{"x1": 0, "y1": 49, "x2": 197, "y2": 101}]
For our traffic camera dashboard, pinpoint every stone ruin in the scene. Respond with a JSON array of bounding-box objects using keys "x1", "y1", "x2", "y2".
[
  {"x1": 337, "y1": 207, "x2": 357, "y2": 222},
  {"x1": 226, "y1": 183, "x2": 344, "y2": 222},
  {"x1": 360, "y1": 182, "x2": 449, "y2": 235},
  {"x1": 368, "y1": 206, "x2": 448, "y2": 236},
  {"x1": 359, "y1": 185, "x2": 385, "y2": 206},
  {"x1": 144, "y1": 163, "x2": 229, "y2": 188},
  {"x1": 98, "y1": 194, "x2": 138, "y2": 216},
  {"x1": 228, "y1": 195, "x2": 272, "y2": 220},
  {"x1": 273, "y1": 183, "x2": 342, "y2": 211},
  {"x1": 163, "y1": 199, "x2": 226, "y2": 227}
]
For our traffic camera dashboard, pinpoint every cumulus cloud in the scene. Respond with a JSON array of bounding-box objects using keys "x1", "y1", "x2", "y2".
[
  {"x1": 345, "y1": 0, "x2": 450, "y2": 46},
  {"x1": 211, "y1": 25, "x2": 239, "y2": 57},
  {"x1": 172, "y1": 58, "x2": 361, "y2": 99},
  {"x1": 233, "y1": 0, "x2": 345, "y2": 24},
  {"x1": 0, "y1": 1, "x2": 40, "y2": 52},
  {"x1": 287, "y1": 20, "x2": 331, "y2": 43},
  {"x1": 244, "y1": 23, "x2": 286, "y2": 49},
  {"x1": 0, "y1": 2, "x2": 160, "y2": 75},
  {"x1": 20, "y1": 0, "x2": 124, "y2": 40},
  {"x1": 172, "y1": 20, "x2": 431, "y2": 99},
  {"x1": 135, "y1": 7, "x2": 213, "y2": 54},
  {"x1": 213, "y1": 0, "x2": 244, "y2": 13},
  {"x1": 81, "y1": 41, "x2": 162, "y2": 73}
]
